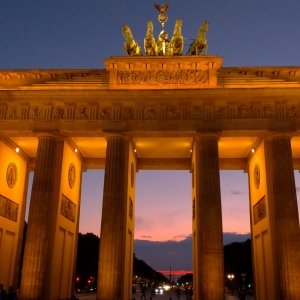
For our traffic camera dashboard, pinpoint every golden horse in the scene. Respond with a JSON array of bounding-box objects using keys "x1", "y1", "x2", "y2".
[
  {"x1": 170, "y1": 18, "x2": 184, "y2": 56},
  {"x1": 122, "y1": 24, "x2": 142, "y2": 56},
  {"x1": 187, "y1": 21, "x2": 209, "y2": 55},
  {"x1": 144, "y1": 20, "x2": 157, "y2": 56}
]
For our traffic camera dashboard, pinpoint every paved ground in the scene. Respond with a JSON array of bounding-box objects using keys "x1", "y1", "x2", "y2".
[
  {"x1": 76, "y1": 291, "x2": 254, "y2": 300},
  {"x1": 76, "y1": 292, "x2": 187, "y2": 299}
]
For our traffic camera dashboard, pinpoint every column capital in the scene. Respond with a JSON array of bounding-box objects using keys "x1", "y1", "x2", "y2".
[
  {"x1": 265, "y1": 132, "x2": 293, "y2": 142},
  {"x1": 193, "y1": 132, "x2": 220, "y2": 142},
  {"x1": 104, "y1": 132, "x2": 129, "y2": 142},
  {"x1": 34, "y1": 131, "x2": 64, "y2": 140}
]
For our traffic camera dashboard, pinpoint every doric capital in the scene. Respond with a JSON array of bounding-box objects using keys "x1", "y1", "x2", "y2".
[
  {"x1": 35, "y1": 131, "x2": 63, "y2": 140},
  {"x1": 265, "y1": 132, "x2": 293, "y2": 142},
  {"x1": 104, "y1": 132, "x2": 129, "y2": 142},
  {"x1": 193, "y1": 132, "x2": 220, "y2": 142}
]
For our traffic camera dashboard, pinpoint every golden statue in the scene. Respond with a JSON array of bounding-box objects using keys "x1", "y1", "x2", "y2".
[
  {"x1": 154, "y1": 2, "x2": 171, "y2": 56},
  {"x1": 156, "y1": 30, "x2": 170, "y2": 56},
  {"x1": 170, "y1": 18, "x2": 184, "y2": 56},
  {"x1": 154, "y1": 3, "x2": 170, "y2": 25},
  {"x1": 122, "y1": 3, "x2": 191, "y2": 57},
  {"x1": 187, "y1": 20, "x2": 209, "y2": 55},
  {"x1": 122, "y1": 24, "x2": 142, "y2": 56},
  {"x1": 144, "y1": 21, "x2": 157, "y2": 56}
]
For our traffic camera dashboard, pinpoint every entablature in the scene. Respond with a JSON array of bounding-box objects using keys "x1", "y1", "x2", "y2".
[{"x1": 1, "y1": 62, "x2": 300, "y2": 90}]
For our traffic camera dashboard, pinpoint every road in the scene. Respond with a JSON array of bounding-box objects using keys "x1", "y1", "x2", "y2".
[
  {"x1": 76, "y1": 292, "x2": 189, "y2": 300},
  {"x1": 76, "y1": 292, "x2": 254, "y2": 300}
]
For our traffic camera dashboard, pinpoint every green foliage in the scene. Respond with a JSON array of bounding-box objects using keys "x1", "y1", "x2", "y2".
[{"x1": 224, "y1": 239, "x2": 253, "y2": 288}]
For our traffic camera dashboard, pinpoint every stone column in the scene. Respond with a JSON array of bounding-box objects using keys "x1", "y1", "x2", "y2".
[
  {"x1": 97, "y1": 134, "x2": 135, "y2": 300},
  {"x1": 265, "y1": 135, "x2": 300, "y2": 299},
  {"x1": 20, "y1": 134, "x2": 64, "y2": 300},
  {"x1": 192, "y1": 134, "x2": 224, "y2": 300}
]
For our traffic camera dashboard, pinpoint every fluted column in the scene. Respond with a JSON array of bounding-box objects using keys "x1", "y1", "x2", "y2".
[
  {"x1": 265, "y1": 135, "x2": 300, "y2": 299},
  {"x1": 20, "y1": 134, "x2": 64, "y2": 300},
  {"x1": 192, "y1": 134, "x2": 224, "y2": 300},
  {"x1": 97, "y1": 135, "x2": 131, "y2": 300}
]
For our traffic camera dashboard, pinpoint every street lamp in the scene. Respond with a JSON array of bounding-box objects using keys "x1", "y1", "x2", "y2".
[
  {"x1": 227, "y1": 274, "x2": 235, "y2": 280},
  {"x1": 226, "y1": 274, "x2": 235, "y2": 295}
]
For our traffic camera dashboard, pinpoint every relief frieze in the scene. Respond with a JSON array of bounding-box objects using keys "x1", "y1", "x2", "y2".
[
  {"x1": 98, "y1": 107, "x2": 112, "y2": 120},
  {"x1": 191, "y1": 105, "x2": 204, "y2": 119},
  {"x1": 144, "y1": 106, "x2": 159, "y2": 120},
  {"x1": 60, "y1": 194, "x2": 76, "y2": 222},
  {"x1": 53, "y1": 107, "x2": 65, "y2": 119},
  {"x1": 121, "y1": 107, "x2": 134, "y2": 120},
  {"x1": 263, "y1": 105, "x2": 276, "y2": 119},
  {"x1": 116, "y1": 69, "x2": 209, "y2": 86},
  {"x1": 7, "y1": 107, "x2": 18, "y2": 119},
  {"x1": 0, "y1": 102, "x2": 300, "y2": 122},
  {"x1": 76, "y1": 106, "x2": 89, "y2": 119},
  {"x1": 287, "y1": 106, "x2": 298, "y2": 118},
  {"x1": 253, "y1": 196, "x2": 267, "y2": 225},
  {"x1": 166, "y1": 106, "x2": 179, "y2": 120},
  {"x1": 30, "y1": 106, "x2": 45, "y2": 119},
  {"x1": 0, "y1": 195, "x2": 19, "y2": 222}
]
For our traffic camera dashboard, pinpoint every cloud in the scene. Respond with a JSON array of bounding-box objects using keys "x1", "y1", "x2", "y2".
[
  {"x1": 135, "y1": 216, "x2": 154, "y2": 231},
  {"x1": 159, "y1": 209, "x2": 185, "y2": 227},
  {"x1": 172, "y1": 234, "x2": 191, "y2": 240},
  {"x1": 134, "y1": 237, "x2": 192, "y2": 271},
  {"x1": 158, "y1": 269, "x2": 192, "y2": 277},
  {"x1": 134, "y1": 232, "x2": 251, "y2": 272},
  {"x1": 229, "y1": 189, "x2": 244, "y2": 195},
  {"x1": 141, "y1": 235, "x2": 152, "y2": 239}
]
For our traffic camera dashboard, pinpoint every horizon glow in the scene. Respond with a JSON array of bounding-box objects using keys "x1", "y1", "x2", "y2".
[{"x1": 78, "y1": 170, "x2": 252, "y2": 241}]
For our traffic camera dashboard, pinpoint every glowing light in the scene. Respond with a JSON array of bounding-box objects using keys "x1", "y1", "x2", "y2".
[
  {"x1": 155, "y1": 287, "x2": 164, "y2": 295},
  {"x1": 227, "y1": 274, "x2": 235, "y2": 280},
  {"x1": 251, "y1": 148, "x2": 255, "y2": 153},
  {"x1": 15, "y1": 147, "x2": 20, "y2": 153},
  {"x1": 134, "y1": 148, "x2": 137, "y2": 153},
  {"x1": 162, "y1": 284, "x2": 171, "y2": 291},
  {"x1": 74, "y1": 148, "x2": 78, "y2": 153}
]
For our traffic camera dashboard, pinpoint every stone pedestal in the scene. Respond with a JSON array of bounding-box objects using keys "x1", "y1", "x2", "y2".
[
  {"x1": 192, "y1": 135, "x2": 224, "y2": 300},
  {"x1": 97, "y1": 135, "x2": 136, "y2": 300},
  {"x1": 105, "y1": 56, "x2": 223, "y2": 90}
]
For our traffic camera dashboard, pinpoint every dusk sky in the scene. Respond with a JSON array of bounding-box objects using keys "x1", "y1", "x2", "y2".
[{"x1": 2, "y1": 0, "x2": 300, "y2": 273}]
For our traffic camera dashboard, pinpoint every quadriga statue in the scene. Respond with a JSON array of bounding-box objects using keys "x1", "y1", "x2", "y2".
[
  {"x1": 144, "y1": 20, "x2": 156, "y2": 56},
  {"x1": 122, "y1": 24, "x2": 142, "y2": 56},
  {"x1": 169, "y1": 18, "x2": 184, "y2": 56},
  {"x1": 187, "y1": 20, "x2": 209, "y2": 55},
  {"x1": 122, "y1": 18, "x2": 184, "y2": 56}
]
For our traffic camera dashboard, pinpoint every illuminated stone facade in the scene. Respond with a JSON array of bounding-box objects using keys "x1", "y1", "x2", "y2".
[{"x1": 0, "y1": 56, "x2": 300, "y2": 299}]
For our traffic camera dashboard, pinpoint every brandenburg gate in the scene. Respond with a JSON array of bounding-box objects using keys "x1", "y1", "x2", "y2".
[{"x1": 0, "y1": 7, "x2": 300, "y2": 300}]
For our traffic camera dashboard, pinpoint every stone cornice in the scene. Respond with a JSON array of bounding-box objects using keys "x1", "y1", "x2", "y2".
[
  {"x1": 0, "y1": 64, "x2": 300, "y2": 90},
  {"x1": 219, "y1": 66, "x2": 300, "y2": 88},
  {"x1": 0, "y1": 69, "x2": 108, "y2": 90}
]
